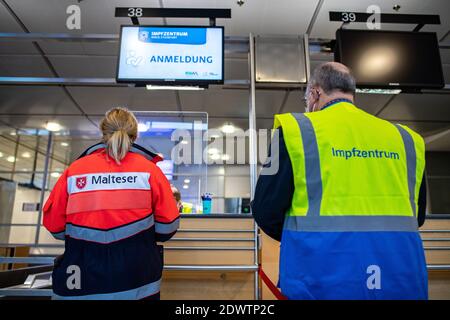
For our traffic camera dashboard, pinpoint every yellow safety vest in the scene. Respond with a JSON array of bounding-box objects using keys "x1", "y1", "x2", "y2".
[{"x1": 274, "y1": 101, "x2": 427, "y2": 299}]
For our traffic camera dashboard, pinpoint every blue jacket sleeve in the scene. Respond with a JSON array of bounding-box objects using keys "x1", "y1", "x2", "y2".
[{"x1": 251, "y1": 129, "x2": 294, "y2": 241}]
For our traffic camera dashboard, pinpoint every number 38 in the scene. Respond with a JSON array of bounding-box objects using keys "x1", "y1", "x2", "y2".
[{"x1": 128, "y1": 8, "x2": 143, "y2": 17}]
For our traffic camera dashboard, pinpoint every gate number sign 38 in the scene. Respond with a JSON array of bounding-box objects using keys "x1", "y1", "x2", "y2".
[{"x1": 128, "y1": 8, "x2": 143, "y2": 17}]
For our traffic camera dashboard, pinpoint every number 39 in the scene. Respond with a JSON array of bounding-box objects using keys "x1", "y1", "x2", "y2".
[{"x1": 341, "y1": 12, "x2": 356, "y2": 22}]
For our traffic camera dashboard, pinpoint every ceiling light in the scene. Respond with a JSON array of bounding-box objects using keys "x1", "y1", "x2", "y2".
[
  {"x1": 21, "y1": 152, "x2": 31, "y2": 158},
  {"x1": 51, "y1": 172, "x2": 62, "y2": 178},
  {"x1": 356, "y1": 88, "x2": 401, "y2": 95},
  {"x1": 210, "y1": 153, "x2": 221, "y2": 160},
  {"x1": 146, "y1": 85, "x2": 205, "y2": 91},
  {"x1": 138, "y1": 122, "x2": 150, "y2": 132},
  {"x1": 183, "y1": 184, "x2": 189, "y2": 189},
  {"x1": 10, "y1": 131, "x2": 16, "y2": 136},
  {"x1": 180, "y1": 140, "x2": 189, "y2": 145},
  {"x1": 184, "y1": 179, "x2": 191, "y2": 184},
  {"x1": 208, "y1": 148, "x2": 219, "y2": 155},
  {"x1": 221, "y1": 154, "x2": 230, "y2": 161},
  {"x1": 6, "y1": 156, "x2": 15, "y2": 163},
  {"x1": 221, "y1": 123, "x2": 235, "y2": 134},
  {"x1": 0, "y1": 152, "x2": 3, "y2": 158},
  {"x1": 45, "y1": 122, "x2": 62, "y2": 132},
  {"x1": 61, "y1": 142, "x2": 69, "y2": 147}
]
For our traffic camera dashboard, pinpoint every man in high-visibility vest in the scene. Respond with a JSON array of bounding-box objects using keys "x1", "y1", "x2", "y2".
[{"x1": 252, "y1": 62, "x2": 428, "y2": 300}]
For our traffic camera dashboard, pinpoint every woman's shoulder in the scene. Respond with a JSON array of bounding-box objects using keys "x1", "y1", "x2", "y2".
[
  {"x1": 66, "y1": 152, "x2": 107, "y2": 174},
  {"x1": 65, "y1": 150, "x2": 160, "y2": 176},
  {"x1": 126, "y1": 152, "x2": 160, "y2": 170}
]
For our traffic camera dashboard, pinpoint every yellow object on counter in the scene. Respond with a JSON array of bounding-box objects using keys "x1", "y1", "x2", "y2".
[{"x1": 181, "y1": 202, "x2": 193, "y2": 213}]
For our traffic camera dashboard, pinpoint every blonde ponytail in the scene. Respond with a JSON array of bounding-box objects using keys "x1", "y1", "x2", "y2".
[{"x1": 100, "y1": 107, "x2": 138, "y2": 164}]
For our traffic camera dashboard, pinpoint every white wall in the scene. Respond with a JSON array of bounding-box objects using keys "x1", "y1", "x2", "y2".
[{"x1": 7, "y1": 186, "x2": 58, "y2": 246}]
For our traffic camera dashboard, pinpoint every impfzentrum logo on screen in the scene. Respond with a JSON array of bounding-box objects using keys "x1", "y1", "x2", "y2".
[
  {"x1": 138, "y1": 27, "x2": 207, "y2": 45},
  {"x1": 332, "y1": 147, "x2": 400, "y2": 160}
]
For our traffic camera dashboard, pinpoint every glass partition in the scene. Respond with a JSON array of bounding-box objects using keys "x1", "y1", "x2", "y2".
[
  {"x1": 133, "y1": 111, "x2": 208, "y2": 213},
  {"x1": 0, "y1": 111, "x2": 218, "y2": 253}
]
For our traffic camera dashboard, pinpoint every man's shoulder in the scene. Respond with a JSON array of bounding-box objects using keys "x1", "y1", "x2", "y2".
[{"x1": 395, "y1": 123, "x2": 423, "y2": 139}]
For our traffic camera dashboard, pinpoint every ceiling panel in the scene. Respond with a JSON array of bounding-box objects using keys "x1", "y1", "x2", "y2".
[
  {"x1": 0, "y1": 115, "x2": 98, "y2": 134},
  {"x1": 443, "y1": 64, "x2": 450, "y2": 83},
  {"x1": 354, "y1": 93, "x2": 396, "y2": 115},
  {"x1": 0, "y1": 55, "x2": 53, "y2": 77},
  {"x1": 440, "y1": 49, "x2": 450, "y2": 64},
  {"x1": 311, "y1": 0, "x2": 450, "y2": 40},
  {"x1": 47, "y1": 55, "x2": 117, "y2": 78},
  {"x1": 65, "y1": 86, "x2": 179, "y2": 114},
  {"x1": 256, "y1": 118, "x2": 274, "y2": 130},
  {"x1": 3, "y1": 0, "x2": 319, "y2": 54},
  {"x1": 378, "y1": 93, "x2": 450, "y2": 121},
  {"x1": 282, "y1": 91, "x2": 401, "y2": 115},
  {"x1": 208, "y1": 117, "x2": 249, "y2": 132},
  {"x1": 32, "y1": 38, "x2": 119, "y2": 56},
  {"x1": 0, "y1": 2, "x2": 38, "y2": 54},
  {"x1": 255, "y1": 90, "x2": 290, "y2": 117},
  {"x1": 179, "y1": 87, "x2": 248, "y2": 117},
  {"x1": 394, "y1": 121, "x2": 450, "y2": 137},
  {"x1": 225, "y1": 58, "x2": 249, "y2": 80},
  {"x1": 5, "y1": 0, "x2": 162, "y2": 33},
  {"x1": 0, "y1": 86, "x2": 82, "y2": 115},
  {"x1": 279, "y1": 90, "x2": 304, "y2": 113},
  {"x1": 4, "y1": 0, "x2": 163, "y2": 54},
  {"x1": 163, "y1": 0, "x2": 320, "y2": 36},
  {"x1": 425, "y1": 127, "x2": 450, "y2": 151}
]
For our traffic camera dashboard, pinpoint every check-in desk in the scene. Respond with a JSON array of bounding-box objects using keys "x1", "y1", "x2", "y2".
[
  {"x1": 160, "y1": 214, "x2": 258, "y2": 300},
  {"x1": 0, "y1": 213, "x2": 258, "y2": 299},
  {"x1": 260, "y1": 215, "x2": 450, "y2": 300}
]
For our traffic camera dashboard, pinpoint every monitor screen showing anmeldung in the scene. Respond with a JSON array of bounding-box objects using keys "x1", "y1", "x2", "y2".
[{"x1": 117, "y1": 26, "x2": 224, "y2": 85}]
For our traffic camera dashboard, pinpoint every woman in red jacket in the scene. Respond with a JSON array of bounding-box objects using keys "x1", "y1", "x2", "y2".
[{"x1": 43, "y1": 107, "x2": 179, "y2": 300}]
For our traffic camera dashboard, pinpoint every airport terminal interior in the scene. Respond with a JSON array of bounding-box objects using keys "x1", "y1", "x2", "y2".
[{"x1": 0, "y1": 0, "x2": 449, "y2": 300}]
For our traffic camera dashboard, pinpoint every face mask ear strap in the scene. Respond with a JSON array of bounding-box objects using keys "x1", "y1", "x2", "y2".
[{"x1": 311, "y1": 89, "x2": 321, "y2": 112}]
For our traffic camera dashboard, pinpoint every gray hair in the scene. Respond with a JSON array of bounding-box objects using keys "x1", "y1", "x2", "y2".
[{"x1": 308, "y1": 62, "x2": 356, "y2": 96}]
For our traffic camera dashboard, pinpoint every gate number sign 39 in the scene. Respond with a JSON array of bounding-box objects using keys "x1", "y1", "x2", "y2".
[{"x1": 341, "y1": 12, "x2": 356, "y2": 22}]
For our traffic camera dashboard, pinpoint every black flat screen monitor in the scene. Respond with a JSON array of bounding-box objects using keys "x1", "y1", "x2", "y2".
[{"x1": 335, "y1": 29, "x2": 444, "y2": 89}]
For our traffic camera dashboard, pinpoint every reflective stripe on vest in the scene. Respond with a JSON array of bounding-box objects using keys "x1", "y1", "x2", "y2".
[
  {"x1": 293, "y1": 113, "x2": 322, "y2": 217},
  {"x1": 394, "y1": 124, "x2": 417, "y2": 217}
]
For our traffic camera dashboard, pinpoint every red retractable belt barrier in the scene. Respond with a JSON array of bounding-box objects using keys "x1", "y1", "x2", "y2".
[{"x1": 258, "y1": 266, "x2": 287, "y2": 300}]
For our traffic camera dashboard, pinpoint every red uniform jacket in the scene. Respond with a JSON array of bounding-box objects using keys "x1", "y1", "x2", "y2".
[{"x1": 43, "y1": 143, "x2": 179, "y2": 299}]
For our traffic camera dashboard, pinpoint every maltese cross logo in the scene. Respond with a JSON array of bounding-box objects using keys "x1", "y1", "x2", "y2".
[{"x1": 76, "y1": 176, "x2": 87, "y2": 190}]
